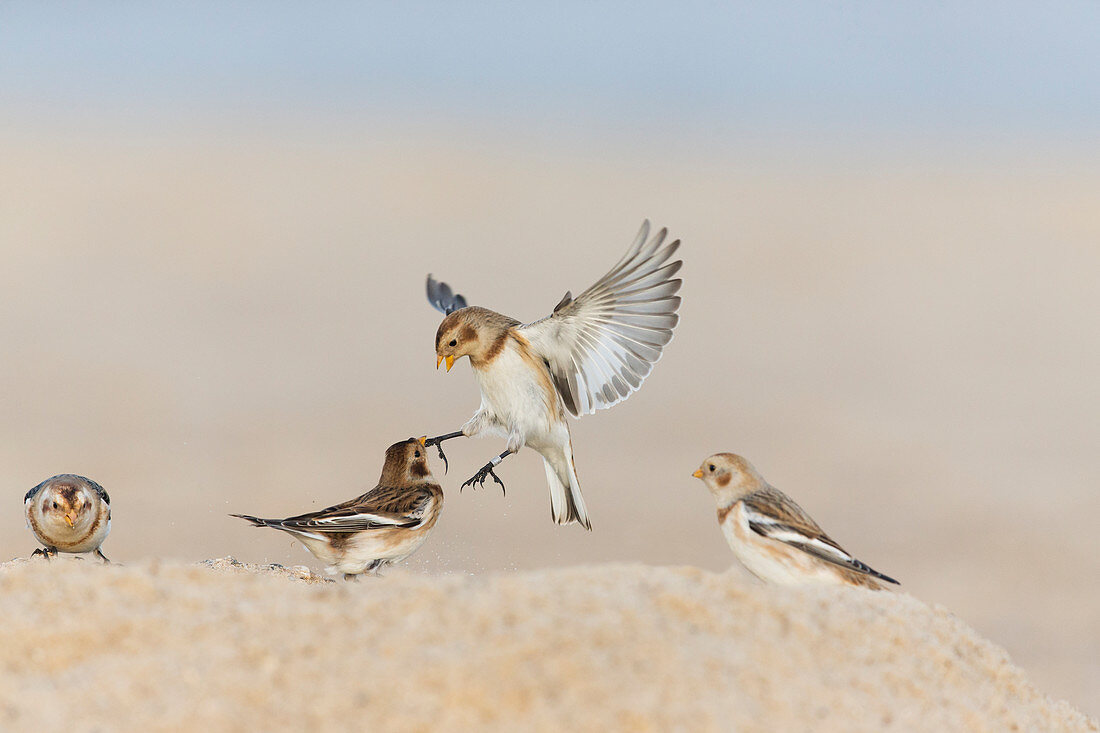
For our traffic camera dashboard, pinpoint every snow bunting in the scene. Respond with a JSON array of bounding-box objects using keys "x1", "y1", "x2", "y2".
[
  {"x1": 424, "y1": 220, "x2": 682, "y2": 529},
  {"x1": 231, "y1": 438, "x2": 443, "y2": 580},
  {"x1": 693, "y1": 453, "x2": 898, "y2": 589},
  {"x1": 25, "y1": 474, "x2": 112, "y2": 562}
]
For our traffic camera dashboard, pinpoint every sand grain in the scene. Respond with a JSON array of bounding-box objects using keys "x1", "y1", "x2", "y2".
[{"x1": 0, "y1": 559, "x2": 1092, "y2": 732}]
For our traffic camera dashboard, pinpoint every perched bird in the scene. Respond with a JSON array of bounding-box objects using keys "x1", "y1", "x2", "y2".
[
  {"x1": 231, "y1": 438, "x2": 443, "y2": 580},
  {"x1": 424, "y1": 220, "x2": 682, "y2": 530},
  {"x1": 25, "y1": 474, "x2": 112, "y2": 562},
  {"x1": 692, "y1": 453, "x2": 898, "y2": 589}
]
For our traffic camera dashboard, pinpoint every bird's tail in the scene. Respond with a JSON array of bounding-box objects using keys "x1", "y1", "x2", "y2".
[
  {"x1": 542, "y1": 438, "x2": 591, "y2": 530},
  {"x1": 229, "y1": 513, "x2": 275, "y2": 528}
]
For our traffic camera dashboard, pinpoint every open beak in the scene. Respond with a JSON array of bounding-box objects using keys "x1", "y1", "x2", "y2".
[
  {"x1": 417, "y1": 436, "x2": 427, "y2": 446},
  {"x1": 692, "y1": 469, "x2": 704, "y2": 479},
  {"x1": 64, "y1": 513, "x2": 75, "y2": 528},
  {"x1": 444, "y1": 355, "x2": 455, "y2": 372},
  {"x1": 436, "y1": 355, "x2": 443, "y2": 369}
]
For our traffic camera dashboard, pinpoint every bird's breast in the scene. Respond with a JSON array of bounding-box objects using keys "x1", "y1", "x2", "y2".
[{"x1": 473, "y1": 340, "x2": 559, "y2": 434}]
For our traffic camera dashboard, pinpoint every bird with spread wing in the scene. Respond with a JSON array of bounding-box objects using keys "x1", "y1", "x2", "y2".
[{"x1": 424, "y1": 220, "x2": 683, "y2": 530}]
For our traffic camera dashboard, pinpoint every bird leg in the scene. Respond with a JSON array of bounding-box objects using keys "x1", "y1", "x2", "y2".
[
  {"x1": 423, "y1": 431, "x2": 465, "y2": 473},
  {"x1": 461, "y1": 450, "x2": 513, "y2": 494},
  {"x1": 31, "y1": 547, "x2": 57, "y2": 561},
  {"x1": 95, "y1": 549, "x2": 111, "y2": 564}
]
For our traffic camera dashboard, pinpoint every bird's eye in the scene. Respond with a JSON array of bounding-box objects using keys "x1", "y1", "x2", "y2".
[
  {"x1": 51, "y1": 501, "x2": 58, "y2": 509},
  {"x1": 449, "y1": 339, "x2": 457, "y2": 347},
  {"x1": 414, "y1": 450, "x2": 421, "y2": 458},
  {"x1": 708, "y1": 464, "x2": 715, "y2": 472}
]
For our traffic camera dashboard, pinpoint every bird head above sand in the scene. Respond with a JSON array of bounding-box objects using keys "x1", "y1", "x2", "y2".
[
  {"x1": 693, "y1": 453, "x2": 767, "y2": 502},
  {"x1": 382, "y1": 438, "x2": 437, "y2": 486},
  {"x1": 32, "y1": 477, "x2": 101, "y2": 532},
  {"x1": 434, "y1": 306, "x2": 517, "y2": 371}
]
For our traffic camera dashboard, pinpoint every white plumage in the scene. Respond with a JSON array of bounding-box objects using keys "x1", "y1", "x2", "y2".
[{"x1": 428, "y1": 220, "x2": 683, "y2": 529}]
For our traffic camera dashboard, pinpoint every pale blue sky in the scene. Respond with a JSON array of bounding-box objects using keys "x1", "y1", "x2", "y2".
[{"x1": 2, "y1": 2, "x2": 1098, "y2": 137}]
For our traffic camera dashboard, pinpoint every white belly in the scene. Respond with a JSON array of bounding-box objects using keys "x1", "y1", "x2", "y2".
[
  {"x1": 473, "y1": 344, "x2": 555, "y2": 442},
  {"x1": 337, "y1": 530, "x2": 430, "y2": 574},
  {"x1": 722, "y1": 503, "x2": 840, "y2": 586},
  {"x1": 29, "y1": 511, "x2": 110, "y2": 554},
  {"x1": 298, "y1": 528, "x2": 431, "y2": 576},
  {"x1": 65, "y1": 519, "x2": 110, "y2": 554}
]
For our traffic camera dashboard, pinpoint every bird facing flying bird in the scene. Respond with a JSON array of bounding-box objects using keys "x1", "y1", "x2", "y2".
[
  {"x1": 693, "y1": 453, "x2": 898, "y2": 589},
  {"x1": 25, "y1": 474, "x2": 112, "y2": 562},
  {"x1": 424, "y1": 220, "x2": 683, "y2": 530},
  {"x1": 231, "y1": 438, "x2": 443, "y2": 580}
]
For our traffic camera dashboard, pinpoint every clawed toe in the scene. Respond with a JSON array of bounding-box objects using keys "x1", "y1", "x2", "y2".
[
  {"x1": 424, "y1": 434, "x2": 464, "y2": 474},
  {"x1": 428, "y1": 441, "x2": 449, "y2": 473},
  {"x1": 461, "y1": 465, "x2": 506, "y2": 495}
]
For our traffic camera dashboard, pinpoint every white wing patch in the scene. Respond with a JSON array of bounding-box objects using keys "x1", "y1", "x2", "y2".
[
  {"x1": 520, "y1": 220, "x2": 682, "y2": 416},
  {"x1": 749, "y1": 522, "x2": 857, "y2": 567},
  {"x1": 281, "y1": 495, "x2": 435, "y2": 534},
  {"x1": 309, "y1": 512, "x2": 418, "y2": 529}
]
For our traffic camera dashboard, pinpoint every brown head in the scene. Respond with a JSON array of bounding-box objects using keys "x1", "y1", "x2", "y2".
[
  {"x1": 692, "y1": 453, "x2": 767, "y2": 503},
  {"x1": 378, "y1": 438, "x2": 435, "y2": 486},
  {"x1": 26, "y1": 474, "x2": 106, "y2": 534},
  {"x1": 434, "y1": 306, "x2": 518, "y2": 371}
]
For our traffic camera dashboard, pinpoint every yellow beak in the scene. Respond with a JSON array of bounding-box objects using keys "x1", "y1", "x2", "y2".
[
  {"x1": 444, "y1": 355, "x2": 455, "y2": 372},
  {"x1": 64, "y1": 513, "x2": 75, "y2": 528},
  {"x1": 692, "y1": 470, "x2": 704, "y2": 479},
  {"x1": 436, "y1": 355, "x2": 443, "y2": 369},
  {"x1": 417, "y1": 436, "x2": 427, "y2": 446}
]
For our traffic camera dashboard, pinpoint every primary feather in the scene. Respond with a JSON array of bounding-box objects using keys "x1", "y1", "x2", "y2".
[
  {"x1": 426, "y1": 274, "x2": 468, "y2": 315},
  {"x1": 742, "y1": 489, "x2": 899, "y2": 585},
  {"x1": 521, "y1": 220, "x2": 683, "y2": 416}
]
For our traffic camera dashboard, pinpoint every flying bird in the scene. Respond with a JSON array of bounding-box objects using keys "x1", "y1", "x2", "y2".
[
  {"x1": 693, "y1": 453, "x2": 898, "y2": 589},
  {"x1": 25, "y1": 474, "x2": 112, "y2": 562},
  {"x1": 231, "y1": 438, "x2": 443, "y2": 580},
  {"x1": 425, "y1": 220, "x2": 683, "y2": 529}
]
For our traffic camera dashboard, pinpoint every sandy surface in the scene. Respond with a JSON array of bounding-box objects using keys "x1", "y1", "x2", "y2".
[
  {"x1": 0, "y1": 558, "x2": 1092, "y2": 732},
  {"x1": 0, "y1": 122, "x2": 1097, "y2": 716}
]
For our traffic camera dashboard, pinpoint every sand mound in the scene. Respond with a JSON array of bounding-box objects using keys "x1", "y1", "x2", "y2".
[{"x1": 0, "y1": 558, "x2": 1092, "y2": 732}]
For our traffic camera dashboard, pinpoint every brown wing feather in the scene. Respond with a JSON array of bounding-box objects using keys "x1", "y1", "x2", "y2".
[
  {"x1": 277, "y1": 483, "x2": 441, "y2": 532},
  {"x1": 742, "y1": 488, "x2": 899, "y2": 585},
  {"x1": 742, "y1": 488, "x2": 841, "y2": 550}
]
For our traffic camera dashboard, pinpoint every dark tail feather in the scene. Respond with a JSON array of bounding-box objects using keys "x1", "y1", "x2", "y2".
[
  {"x1": 852, "y1": 557, "x2": 899, "y2": 585},
  {"x1": 871, "y1": 568, "x2": 900, "y2": 585},
  {"x1": 229, "y1": 513, "x2": 274, "y2": 528}
]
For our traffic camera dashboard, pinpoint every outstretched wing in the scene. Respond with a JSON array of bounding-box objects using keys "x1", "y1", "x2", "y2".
[
  {"x1": 426, "y1": 275, "x2": 468, "y2": 315},
  {"x1": 520, "y1": 220, "x2": 682, "y2": 416},
  {"x1": 742, "y1": 489, "x2": 899, "y2": 585}
]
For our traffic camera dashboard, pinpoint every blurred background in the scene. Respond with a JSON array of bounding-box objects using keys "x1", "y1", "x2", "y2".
[{"x1": 1, "y1": 2, "x2": 1097, "y2": 714}]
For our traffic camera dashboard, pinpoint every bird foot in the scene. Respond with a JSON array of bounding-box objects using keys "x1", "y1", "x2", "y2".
[
  {"x1": 461, "y1": 463, "x2": 506, "y2": 495},
  {"x1": 31, "y1": 547, "x2": 57, "y2": 561},
  {"x1": 423, "y1": 438, "x2": 450, "y2": 473},
  {"x1": 423, "y1": 431, "x2": 465, "y2": 474}
]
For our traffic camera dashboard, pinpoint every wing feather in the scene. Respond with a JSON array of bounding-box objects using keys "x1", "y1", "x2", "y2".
[
  {"x1": 426, "y1": 274, "x2": 469, "y2": 315},
  {"x1": 520, "y1": 220, "x2": 683, "y2": 416},
  {"x1": 275, "y1": 485, "x2": 439, "y2": 533},
  {"x1": 742, "y1": 489, "x2": 899, "y2": 584}
]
